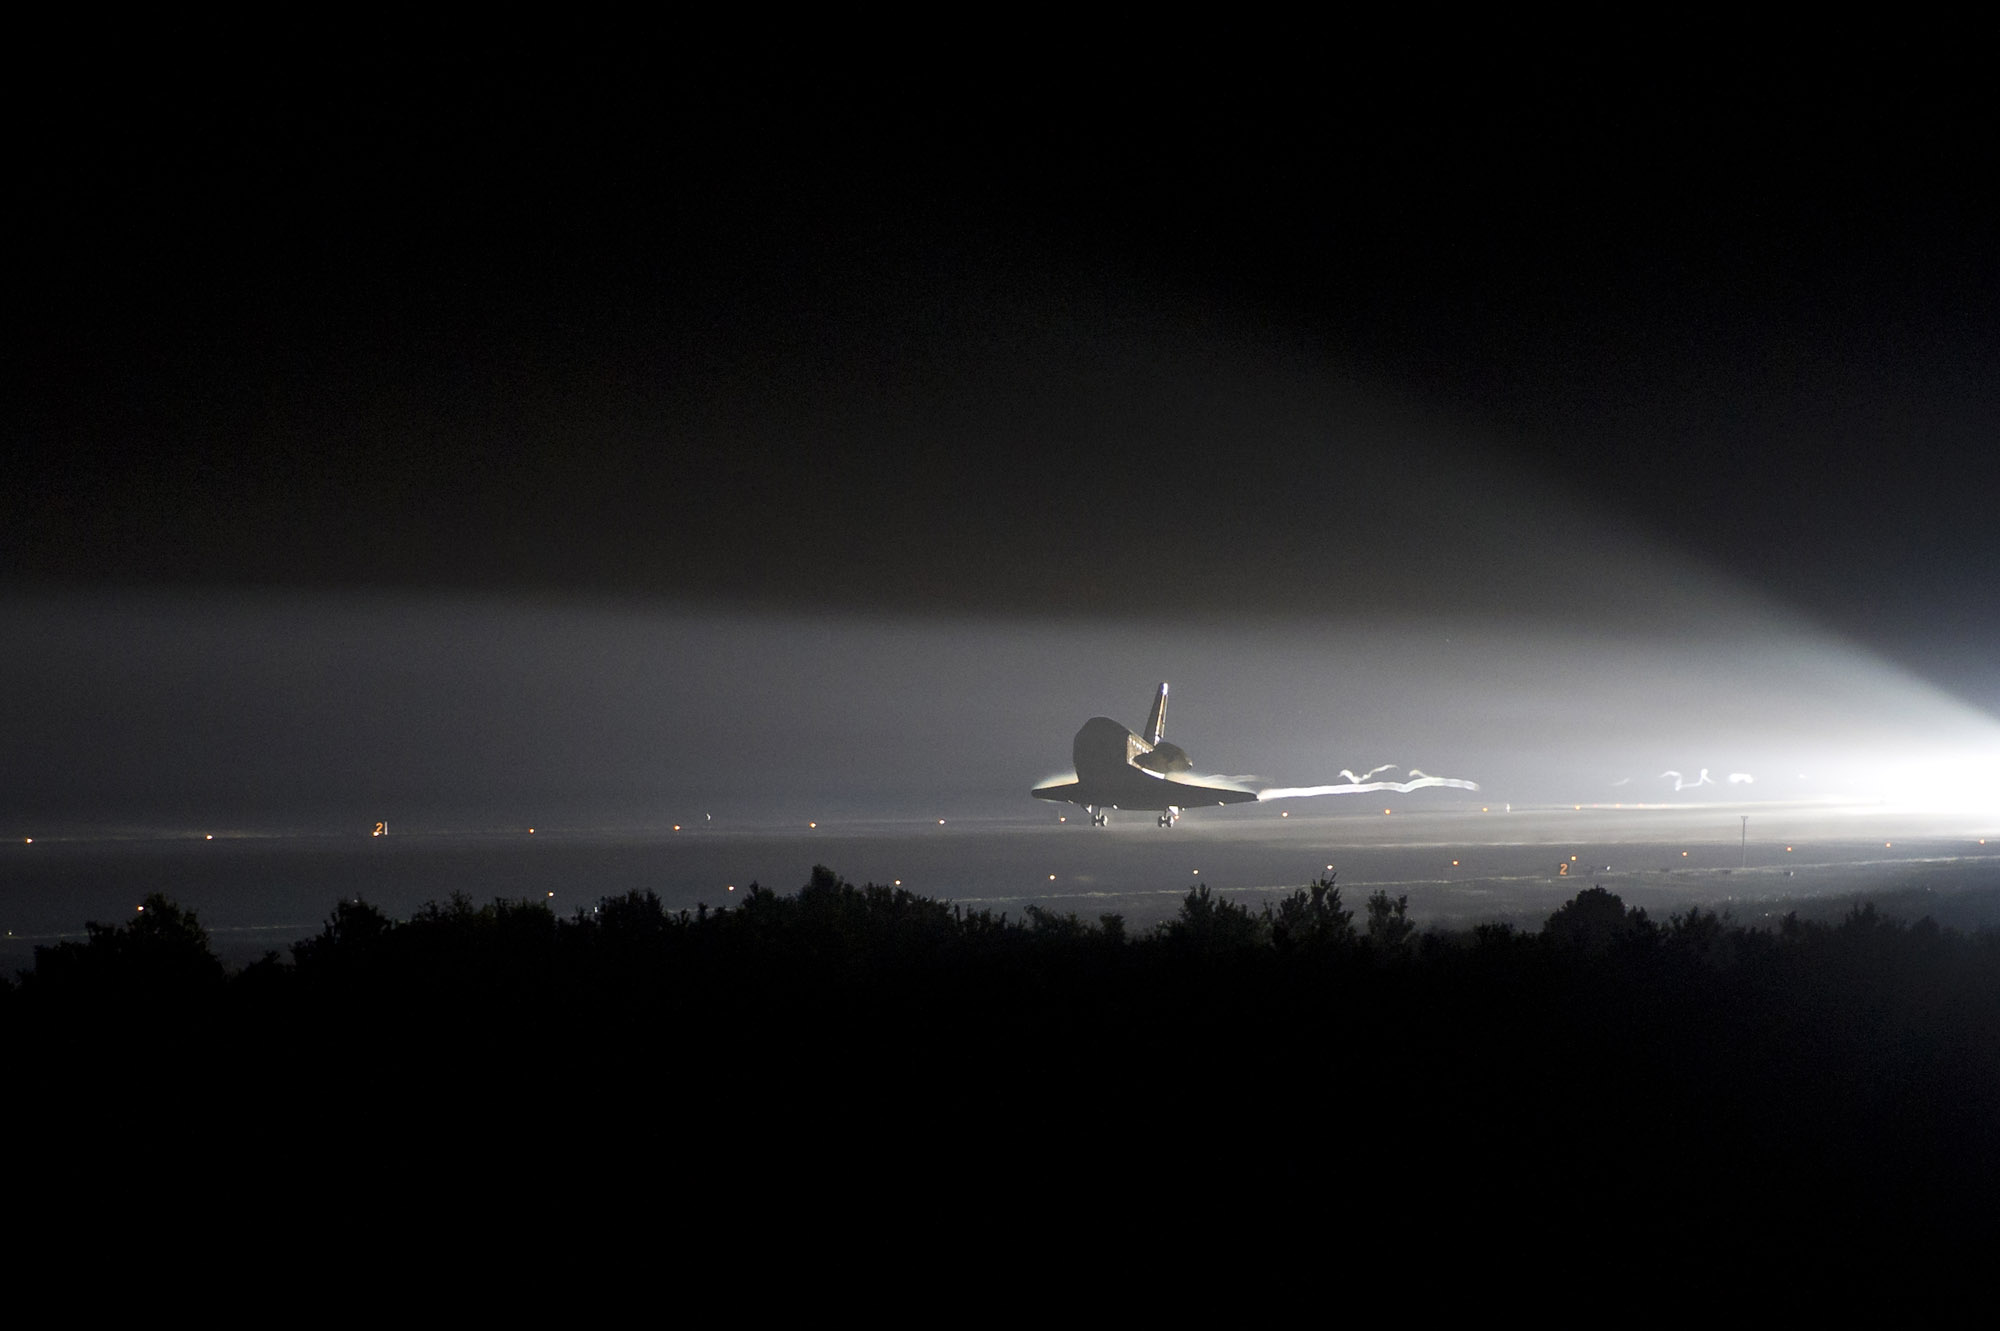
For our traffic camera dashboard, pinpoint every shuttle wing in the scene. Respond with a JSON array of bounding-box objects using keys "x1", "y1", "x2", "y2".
[
  {"x1": 1033, "y1": 769, "x2": 1254, "y2": 809},
  {"x1": 1150, "y1": 772, "x2": 1260, "y2": 806}
]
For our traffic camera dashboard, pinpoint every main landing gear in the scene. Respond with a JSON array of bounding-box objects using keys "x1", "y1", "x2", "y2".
[{"x1": 1078, "y1": 806, "x2": 1177, "y2": 828}]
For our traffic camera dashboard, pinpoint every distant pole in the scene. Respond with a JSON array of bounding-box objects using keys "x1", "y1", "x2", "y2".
[{"x1": 1741, "y1": 815, "x2": 1748, "y2": 868}]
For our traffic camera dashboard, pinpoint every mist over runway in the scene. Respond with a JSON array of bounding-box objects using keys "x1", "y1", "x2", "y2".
[
  {"x1": 10, "y1": 582, "x2": 2000, "y2": 974},
  {"x1": 10, "y1": 585, "x2": 1997, "y2": 823}
]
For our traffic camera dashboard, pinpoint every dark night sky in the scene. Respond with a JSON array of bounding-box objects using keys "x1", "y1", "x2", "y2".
[
  {"x1": 6, "y1": 53, "x2": 1998, "y2": 828},
  {"x1": 12, "y1": 58, "x2": 1993, "y2": 619}
]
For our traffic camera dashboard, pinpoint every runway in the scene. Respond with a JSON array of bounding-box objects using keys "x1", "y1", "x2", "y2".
[{"x1": 7, "y1": 800, "x2": 1999, "y2": 970}]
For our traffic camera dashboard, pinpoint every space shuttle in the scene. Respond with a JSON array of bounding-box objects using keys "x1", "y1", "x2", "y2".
[{"x1": 1031, "y1": 682, "x2": 1258, "y2": 826}]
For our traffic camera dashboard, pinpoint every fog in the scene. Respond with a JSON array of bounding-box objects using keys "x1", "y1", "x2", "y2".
[{"x1": 8, "y1": 573, "x2": 1994, "y2": 837}]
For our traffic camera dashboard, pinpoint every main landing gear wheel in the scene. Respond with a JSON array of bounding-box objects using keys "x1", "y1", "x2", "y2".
[
  {"x1": 1088, "y1": 807, "x2": 1108, "y2": 827},
  {"x1": 1157, "y1": 810, "x2": 1180, "y2": 828}
]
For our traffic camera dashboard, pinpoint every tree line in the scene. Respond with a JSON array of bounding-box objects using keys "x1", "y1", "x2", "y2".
[{"x1": 9, "y1": 868, "x2": 1999, "y2": 1252}]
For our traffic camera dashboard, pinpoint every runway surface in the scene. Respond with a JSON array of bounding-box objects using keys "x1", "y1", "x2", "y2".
[{"x1": 7, "y1": 801, "x2": 2000, "y2": 969}]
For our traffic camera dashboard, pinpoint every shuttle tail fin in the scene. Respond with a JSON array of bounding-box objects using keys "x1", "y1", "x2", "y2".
[{"x1": 1143, "y1": 682, "x2": 1169, "y2": 745}]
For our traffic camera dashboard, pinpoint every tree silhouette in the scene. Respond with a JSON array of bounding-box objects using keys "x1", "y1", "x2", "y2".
[
  {"x1": 1666, "y1": 905, "x2": 1734, "y2": 967},
  {"x1": 1543, "y1": 886, "x2": 1654, "y2": 957},
  {"x1": 27, "y1": 892, "x2": 225, "y2": 1001},
  {"x1": 1163, "y1": 883, "x2": 1266, "y2": 953},
  {"x1": 1267, "y1": 876, "x2": 1356, "y2": 954},
  {"x1": 1024, "y1": 905, "x2": 1094, "y2": 940},
  {"x1": 594, "y1": 889, "x2": 670, "y2": 941},
  {"x1": 1365, "y1": 891, "x2": 1415, "y2": 955},
  {"x1": 292, "y1": 898, "x2": 396, "y2": 973}
]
